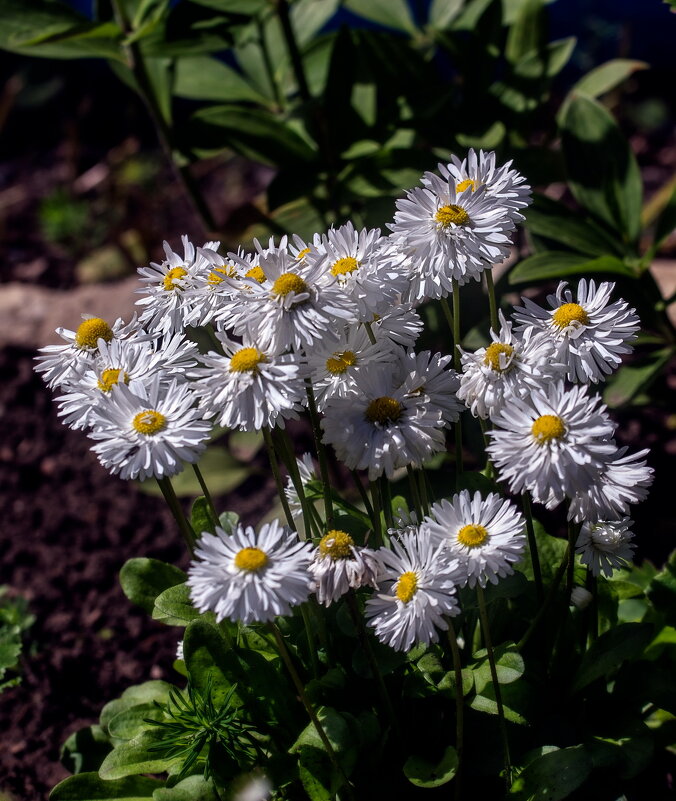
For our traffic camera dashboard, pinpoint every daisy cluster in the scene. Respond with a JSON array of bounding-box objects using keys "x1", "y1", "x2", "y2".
[{"x1": 35, "y1": 147, "x2": 653, "y2": 651}]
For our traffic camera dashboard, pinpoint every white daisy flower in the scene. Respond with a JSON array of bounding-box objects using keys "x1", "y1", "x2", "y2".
[
  {"x1": 390, "y1": 172, "x2": 515, "y2": 303},
  {"x1": 365, "y1": 531, "x2": 463, "y2": 652},
  {"x1": 320, "y1": 365, "x2": 447, "y2": 480},
  {"x1": 457, "y1": 311, "x2": 564, "y2": 419},
  {"x1": 434, "y1": 149, "x2": 532, "y2": 221},
  {"x1": 305, "y1": 324, "x2": 394, "y2": 410},
  {"x1": 190, "y1": 331, "x2": 305, "y2": 431},
  {"x1": 136, "y1": 235, "x2": 220, "y2": 335},
  {"x1": 54, "y1": 334, "x2": 199, "y2": 430},
  {"x1": 576, "y1": 518, "x2": 636, "y2": 577},
  {"x1": 285, "y1": 453, "x2": 317, "y2": 522},
  {"x1": 222, "y1": 243, "x2": 357, "y2": 352},
  {"x1": 396, "y1": 348, "x2": 464, "y2": 427},
  {"x1": 568, "y1": 446, "x2": 653, "y2": 523},
  {"x1": 188, "y1": 246, "x2": 243, "y2": 326},
  {"x1": 369, "y1": 302, "x2": 423, "y2": 349},
  {"x1": 87, "y1": 376, "x2": 211, "y2": 480},
  {"x1": 187, "y1": 520, "x2": 313, "y2": 624},
  {"x1": 309, "y1": 529, "x2": 380, "y2": 606},
  {"x1": 486, "y1": 382, "x2": 617, "y2": 509},
  {"x1": 310, "y1": 221, "x2": 410, "y2": 320},
  {"x1": 424, "y1": 491, "x2": 526, "y2": 588},
  {"x1": 34, "y1": 314, "x2": 142, "y2": 389},
  {"x1": 513, "y1": 279, "x2": 640, "y2": 383}
]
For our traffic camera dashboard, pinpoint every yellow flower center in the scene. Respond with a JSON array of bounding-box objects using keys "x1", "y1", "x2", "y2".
[
  {"x1": 365, "y1": 396, "x2": 402, "y2": 425},
  {"x1": 435, "y1": 204, "x2": 470, "y2": 228},
  {"x1": 132, "y1": 409, "x2": 167, "y2": 435},
  {"x1": 230, "y1": 347, "x2": 267, "y2": 373},
  {"x1": 245, "y1": 265, "x2": 266, "y2": 284},
  {"x1": 296, "y1": 247, "x2": 311, "y2": 261},
  {"x1": 396, "y1": 571, "x2": 418, "y2": 603},
  {"x1": 234, "y1": 547, "x2": 268, "y2": 572},
  {"x1": 551, "y1": 303, "x2": 590, "y2": 329},
  {"x1": 483, "y1": 342, "x2": 515, "y2": 372},
  {"x1": 97, "y1": 368, "x2": 130, "y2": 392},
  {"x1": 74, "y1": 318, "x2": 113, "y2": 349},
  {"x1": 163, "y1": 266, "x2": 188, "y2": 291},
  {"x1": 207, "y1": 265, "x2": 238, "y2": 285},
  {"x1": 456, "y1": 178, "x2": 477, "y2": 193},
  {"x1": 272, "y1": 272, "x2": 308, "y2": 297},
  {"x1": 319, "y1": 530, "x2": 354, "y2": 560},
  {"x1": 326, "y1": 350, "x2": 357, "y2": 375},
  {"x1": 330, "y1": 257, "x2": 359, "y2": 277},
  {"x1": 457, "y1": 524, "x2": 489, "y2": 548},
  {"x1": 531, "y1": 414, "x2": 566, "y2": 443}
]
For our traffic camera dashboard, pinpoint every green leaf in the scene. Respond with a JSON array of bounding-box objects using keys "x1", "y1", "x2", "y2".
[
  {"x1": 50, "y1": 773, "x2": 162, "y2": 800},
  {"x1": 603, "y1": 347, "x2": 674, "y2": 408},
  {"x1": 152, "y1": 583, "x2": 200, "y2": 627},
  {"x1": 647, "y1": 550, "x2": 676, "y2": 624},
  {"x1": 152, "y1": 775, "x2": 219, "y2": 800},
  {"x1": 450, "y1": 0, "x2": 493, "y2": 30},
  {"x1": 506, "y1": 0, "x2": 543, "y2": 65},
  {"x1": 472, "y1": 643, "x2": 525, "y2": 693},
  {"x1": 518, "y1": 520, "x2": 567, "y2": 582},
  {"x1": 653, "y1": 183, "x2": 676, "y2": 250},
  {"x1": 404, "y1": 746, "x2": 458, "y2": 788},
  {"x1": 509, "y1": 251, "x2": 635, "y2": 285},
  {"x1": 524, "y1": 195, "x2": 625, "y2": 257},
  {"x1": 342, "y1": 0, "x2": 416, "y2": 33},
  {"x1": 437, "y1": 668, "x2": 475, "y2": 698},
  {"x1": 191, "y1": 497, "x2": 215, "y2": 538},
  {"x1": 513, "y1": 37, "x2": 576, "y2": 79},
  {"x1": 428, "y1": 0, "x2": 464, "y2": 28},
  {"x1": 107, "y1": 702, "x2": 165, "y2": 741},
  {"x1": 60, "y1": 726, "x2": 113, "y2": 775},
  {"x1": 572, "y1": 622, "x2": 654, "y2": 692},
  {"x1": 100, "y1": 682, "x2": 173, "y2": 735},
  {"x1": 560, "y1": 94, "x2": 643, "y2": 244},
  {"x1": 185, "y1": 105, "x2": 317, "y2": 164},
  {"x1": 296, "y1": 746, "x2": 334, "y2": 801},
  {"x1": 137, "y1": 448, "x2": 250, "y2": 497},
  {"x1": 99, "y1": 730, "x2": 179, "y2": 780},
  {"x1": 572, "y1": 59, "x2": 649, "y2": 99},
  {"x1": 120, "y1": 559, "x2": 186, "y2": 615},
  {"x1": 291, "y1": 0, "x2": 340, "y2": 46},
  {"x1": 174, "y1": 56, "x2": 267, "y2": 103},
  {"x1": 470, "y1": 681, "x2": 530, "y2": 725},
  {"x1": 218, "y1": 511, "x2": 240, "y2": 534},
  {"x1": 508, "y1": 746, "x2": 593, "y2": 800}
]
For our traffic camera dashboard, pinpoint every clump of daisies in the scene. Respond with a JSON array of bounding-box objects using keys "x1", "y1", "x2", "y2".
[{"x1": 38, "y1": 148, "x2": 663, "y2": 801}]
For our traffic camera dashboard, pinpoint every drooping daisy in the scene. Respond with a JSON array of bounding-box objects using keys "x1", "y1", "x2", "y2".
[
  {"x1": 513, "y1": 279, "x2": 640, "y2": 383},
  {"x1": 390, "y1": 172, "x2": 515, "y2": 303},
  {"x1": 396, "y1": 348, "x2": 464, "y2": 427},
  {"x1": 457, "y1": 311, "x2": 563, "y2": 419},
  {"x1": 568, "y1": 446, "x2": 653, "y2": 523},
  {"x1": 34, "y1": 314, "x2": 142, "y2": 389},
  {"x1": 55, "y1": 334, "x2": 199, "y2": 430},
  {"x1": 136, "y1": 235, "x2": 220, "y2": 335},
  {"x1": 190, "y1": 331, "x2": 306, "y2": 431},
  {"x1": 187, "y1": 520, "x2": 313, "y2": 624},
  {"x1": 576, "y1": 518, "x2": 636, "y2": 577},
  {"x1": 486, "y1": 382, "x2": 617, "y2": 509},
  {"x1": 310, "y1": 221, "x2": 410, "y2": 320},
  {"x1": 222, "y1": 243, "x2": 357, "y2": 352},
  {"x1": 87, "y1": 376, "x2": 211, "y2": 480},
  {"x1": 305, "y1": 324, "x2": 394, "y2": 410},
  {"x1": 309, "y1": 529, "x2": 380, "y2": 606},
  {"x1": 321, "y1": 365, "x2": 447, "y2": 480},
  {"x1": 433, "y1": 149, "x2": 532, "y2": 221},
  {"x1": 424, "y1": 491, "x2": 526, "y2": 588},
  {"x1": 365, "y1": 531, "x2": 463, "y2": 652}
]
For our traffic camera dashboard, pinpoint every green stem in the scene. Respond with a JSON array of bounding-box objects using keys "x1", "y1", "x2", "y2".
[
  {"x1": 262, "y1": 427, "x2": 295, "y2": 530},
  {"x1": 364, "y1": 320, "x2": 377, "y2": 345},
  {"x1": 300, "y1": 604, "x2": 320, "y2": 679},
  {"x1": 451, "y1": 280, "x2": 463, "y2": 477},
  {"x1": 522, "y1": 493, "x2": 544, "y2": 605},
  {"x1": 274, "y1": 428, "x2": 317, "y2": 540},
  {"x1": 418, "y1": 469, "x2": 430, "y2": 516},
  {"x1": 517, "y1": 550, "x2": 568, "y2": 650},
  {"x1": 380, "y1": 475, "x2": 394, "y2": 533},
  {"x1": 445, "y1": 618, "x2": 464, "y2": 801},
  {"x1": 484, "y1": 268, "x2": 499, "y2": 334},
  {"x1": 269, "y1": 623, "x2": 353, "y2": 796},
  {"x1": 192, "y1": 464, "x2": 218, "y2": 527},
  {"x1": 566, "y1": 519, "x2": 579, "y2": 599},
  {"x1": 255, "y1": 15, "x2": 284, "y2": 110},
  {"x1": 477, "y1": 585, "x2": 512, "y2": 786},
  {"x1": 346, "y1": 592, "x2": 401, "y2": 745},
  {"x1": 274, "y1": 0, "x2": 311, "y2": 102},
  {"x1": 586, "y1": 571, "x2": 598, "y2": 643},
  {"x1": 351, "y1": 470, "x2": 376, "y2": 530},
  {"x1": 440, "y1": 296, "x2": 455, "y2": 343},
  {"x1": 156, "y1": 476, "x2": 195, "y2": 554},
  {"x1": 369, "y1": 480, "x2": 383, "y2": 546},
  {"x1": 305, "y1": 379, "x2": 334, "y2": 526}
]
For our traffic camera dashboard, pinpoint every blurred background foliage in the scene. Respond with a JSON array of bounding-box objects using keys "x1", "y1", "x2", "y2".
[{"x1": 0, "y1": 0, "x2": 675, "y2": 410}]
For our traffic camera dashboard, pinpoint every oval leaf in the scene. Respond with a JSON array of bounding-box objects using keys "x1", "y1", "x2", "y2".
[
  {"x1": 404, "y1": 746, "x2": 458, "y2": 788},
  {"x1": 120, "y1": 558, "x2": 186, "y2": 615},
  {"x1": 50, "y1": 773, "x2": 162, "y2": 800}
]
